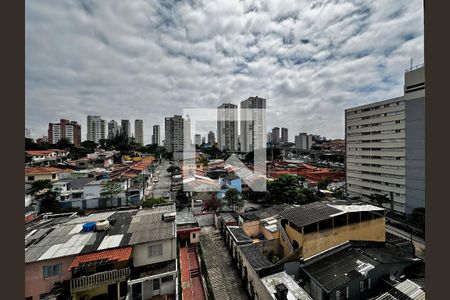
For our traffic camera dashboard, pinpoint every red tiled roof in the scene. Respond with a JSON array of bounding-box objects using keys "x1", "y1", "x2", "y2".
[
  {"x1": 68, "y1": 247, "x2": 132, "y2": 270},
  {"x1": 25, "y1": 149, "x2": 67, "y2": 155},
  {"x1": 24, "y1": 167, "x2": 70, "y2": 175}
]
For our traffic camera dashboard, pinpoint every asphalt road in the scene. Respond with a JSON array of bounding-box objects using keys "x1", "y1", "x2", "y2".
[
  {"x1": 151, "y1": 160, "x2": 172, "y2": 200},
  {"x1": 386, "y1": 224, "x2": 425, "y2": 257}
]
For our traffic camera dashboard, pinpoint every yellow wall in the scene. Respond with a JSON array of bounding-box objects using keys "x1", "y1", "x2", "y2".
[
  {"x1": 242, "y1": 220, "x2": 260, "y2": 237},
  {"x1": 283, "y1": 217, "x2": 385, "y2": 259},
  {"x1": 74, "y1": 285, "x2": 108, "y2": 300}
]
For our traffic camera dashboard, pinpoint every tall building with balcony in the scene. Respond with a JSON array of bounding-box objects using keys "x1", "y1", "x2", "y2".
[
  {"x1": 121, "y1": 120, "x2": 131, "y2": 142},
  {"x1": 345, "y1": 65, "x2": 425, "y2": 214},
  {"x1": 271, "y1": 127, "x2": 280, "y2": 144},
  {"x1": 134, "y1": 119, "x2": 144, "y2": 145},
  {"x1": 281, "y1": 127, "x2": 288, "y2": 143},
  {"x1": 48, "y1": 119, "x2": 82, "y2": 146},
  {"x1": 240, "y1": 96, "x2": 266, "y2": 152},
  {"x1": 152, "y1": 125, "x2": 160, "y2": 146},
  {"x1": 207, "y1": 130, "x2": 215, "y2": 145},
  {"x1": 217, "y1": 103, "x2": 238, "y2": 152},
  {"x1": 86, "y1": 115, "x2": 106, "y2": 143},
  {"x1": 165, "y1": 115, "x2": 190, "y2": 160},
  {"x1": 108, "y1": 120, "x2": 120, "y2": 140}
]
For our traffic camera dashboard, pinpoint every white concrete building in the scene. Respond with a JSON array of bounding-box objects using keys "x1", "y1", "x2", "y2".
[
  {"x1": 165, "y1": 115, "x2": 190, "y2": 160},
  {"x1": 108, "y1": 120, "x2": 120, "y2": 140},
  {"x1": 240, "y1": 96, "x2": 266, "y2": 152},
  {"x1": 152, "y1": 125, "x2": 160, "y2": 146},
  {"x1": 135, "y1": 119, "x2": 144, "y2": 145},
  {"x1": 194, "y1": 134, "x2": 202, "y2": 146},
  {"x1": 217, "y1": 103, "x2": 238, "y2": 151},
  {"x1": 87, "y1": 115, "x2": 106, "y2": 143},
  {"x1": 345, "y1": 65, "x2": 425, "y2": 214}
]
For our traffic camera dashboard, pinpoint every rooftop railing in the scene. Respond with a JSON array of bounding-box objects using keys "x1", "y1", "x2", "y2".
[{"x1": 70, "y1": 267, "x2": 130, "y2": 293}]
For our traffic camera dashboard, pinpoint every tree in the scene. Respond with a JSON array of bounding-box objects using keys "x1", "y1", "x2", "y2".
[
  {"x1": 100, "y1": 181, "x2": 124, "y2": 207},
  {"x1": 224, "y1": 188, "x2": 242, "y2": 210},
  {"x1": 203, "y1": 197, "x2": 220, "y2": 211},
  {"x1": 39, "y1": 190, "x2": 60, "y2": 214},
  {"x1": 27, "y1": 179, "x2": 52, "y2": 196},
  {"x1": 142, "y1": 197, "x2": 166, "y2": 207},
  {"x1": 54, "y1": 138, "x2": 73, "y2": 150},
  {"x1": 267, "y1": 174, "x2": 320, "y2": 205},
  {"x1": 175, "y1": 190, "x2": 189, "y2": 209},
  {"x1": 80, "y1": 140, "x2": 97, "y2": 151},
  {"x1": 368, "y1": 193, "x2": 390, "y2": 207},
  {"x1": 317, "y1": 176, "x2": 333, "y2": 190}
]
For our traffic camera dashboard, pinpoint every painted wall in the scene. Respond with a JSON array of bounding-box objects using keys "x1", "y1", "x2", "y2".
[
  {"x1": 133, "y1": 239, "x2": 176, "y2": 268},
  {"x1": 25, "y1": 256, "x2": 75, "y2": 300},
  {"x1": 25, "y1": 173, "x2": 59, "y2": 183}
]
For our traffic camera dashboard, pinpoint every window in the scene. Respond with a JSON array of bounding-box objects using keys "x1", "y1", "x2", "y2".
[
  {"x1": 148, "y1": 244, "x2": 163, "y2": 257},
  {"x1": 52, "y1": 174, "x2": 56, "y2": 179},
  {"x1": 25, "y1": 297, "x2": 33, "y2": 300},
  {"x1": 336, "y1": 286, "x2": 349, "y2": 299},
  {"x1": 43, "y1": 263, "x2": 62, "y2": 278},
  {"x1": 161, "y1": 275, "x2": 173, "y2": 283},
  {"x1": 192, "y1": 233, "x2": 196, "y2": 239},
  {"x1": 28, "y1": 176, "x2": 35, "y2": 181},
  {"x1": 360, "y1": 278, "x2": 371, "y2": 292}
]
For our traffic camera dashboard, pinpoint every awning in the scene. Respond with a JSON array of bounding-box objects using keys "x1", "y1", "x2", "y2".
[{"x1": 68, "y1": 247, "x2": 132, "y2": 271}]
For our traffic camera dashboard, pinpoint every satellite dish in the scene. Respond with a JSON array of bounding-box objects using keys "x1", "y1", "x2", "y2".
[{"x1": 389, "y1": 275, "x2": 396, "y2": 282}]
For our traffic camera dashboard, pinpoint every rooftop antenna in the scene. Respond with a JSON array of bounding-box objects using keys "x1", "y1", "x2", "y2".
[{"x1": 410, "y1": 58, "x2": 413, "y2": 70}]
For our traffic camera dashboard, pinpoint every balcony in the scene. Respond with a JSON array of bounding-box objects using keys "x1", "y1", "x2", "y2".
[{"x1": 70, "y1": 267, "x2": 130, "y2": 293}]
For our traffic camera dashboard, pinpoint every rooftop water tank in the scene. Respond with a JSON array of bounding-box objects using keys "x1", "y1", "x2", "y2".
[
  {"x1": 95, "y1": 220, "x2": 111, "y2": 231},
  {"x1": 82, "y1": 222, "x2": 96, "y2": 232}
]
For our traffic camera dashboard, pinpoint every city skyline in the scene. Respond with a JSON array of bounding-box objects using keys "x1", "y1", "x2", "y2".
[{"x1": 26, "y1": 0, "x2": 423, "y2": 143}]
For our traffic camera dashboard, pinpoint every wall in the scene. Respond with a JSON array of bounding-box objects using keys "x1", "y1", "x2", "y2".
[
  {"x1": 132, "y1": 239, "x2": 176, "y2": 268},
  {"x1": 405, "y1": 97, "x2": 425, "y2": 214},
  {"x1": 25, "y1": 255, "x2": 75, "y2": 300},
  {"x1": 25, "y1": 173, "x2": 58, "y2": 183},
  {"x1": 242, "y1": 220, "x2": 260, "y2": 237},
  {"x1": 252, "y1": 239, "x2": 281, "y2": 258},
  {"x1": 283, "y1": 217, "x2": 385, "y2": 259}
]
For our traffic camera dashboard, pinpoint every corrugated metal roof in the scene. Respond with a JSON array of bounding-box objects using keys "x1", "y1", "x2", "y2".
[{"x1": 375, "y1": 279, "x2": 425, "y2": 300}]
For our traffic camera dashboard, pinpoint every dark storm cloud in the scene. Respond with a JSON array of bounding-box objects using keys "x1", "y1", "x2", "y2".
[{"x1": 26, "y1": 0, "x2": 424, "y2": 143}]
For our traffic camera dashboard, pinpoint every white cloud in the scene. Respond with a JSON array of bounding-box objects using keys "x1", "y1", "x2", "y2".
[{"x1": 26, "y1": 0, "x2": 424, "y2": 143}]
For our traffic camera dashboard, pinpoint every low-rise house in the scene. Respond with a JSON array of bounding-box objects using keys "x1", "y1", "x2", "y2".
[
  {"x1": 25, "y1": 167, "x2": 69, "y2": 183},
  {"x1": 25, "y1": 205, "x2": 178, "y2": 300},
  {"x1": 278, "y1": 201, "x2": 386, "y2": 259},
  {"x1": 25, "y1": 149, "x2": 69, "y2": 167},
  {"x1": 298, "y1": 240, "x2": 420, "y2": 300}
]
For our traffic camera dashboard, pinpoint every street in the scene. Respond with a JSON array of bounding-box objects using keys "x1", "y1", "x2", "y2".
[{"x1": 151, "y1": 160, "x2": 172, "y2": 200}]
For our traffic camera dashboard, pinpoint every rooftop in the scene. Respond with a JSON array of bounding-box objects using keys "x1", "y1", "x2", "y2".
[
  {"x1": 375, "y1": 279, "x2": 425, "y2": 300},
  {"x1": 227, "y1": 226, "x2": 252, "y2": 244},
  {"x1": 25, "y1": 167, "x2": 70, "y2": 175},
  {"x1": 280, "y1": 201, "x2": 384, "y2": 228},
  {"x1": 25, "y1": 205, "x2": 176, "y2": 264},
  {"x1": 68, "y1": 246, "x2": 132, "y2": 270},
  {"x1": 241, "y1": 204, "x2": 293, "y2": 222},
  {"x1": 261, "y1": 271, "x2": 312, "y2": 300},
  {"x1": 239, "y1": 244, "x2": 273, "y2": 271},
  {"x1": 301, "y1": 241, "x2": 418, "y2": 293}
]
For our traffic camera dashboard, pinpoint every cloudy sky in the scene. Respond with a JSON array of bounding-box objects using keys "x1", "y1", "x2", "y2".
[{"x1": 26, "y1": 0, "x2": 423, "y2": 144}]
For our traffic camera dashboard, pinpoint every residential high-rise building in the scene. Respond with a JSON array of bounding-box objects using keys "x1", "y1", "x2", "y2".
[
  {"x1": 345, "y1": 65, "x2": 425, "y2": 214},
  {"x1": 281, "y1": 127, "x2": 288, "y2": 143},
  {"x1": 207, "y1": 131, "x2": 215, "y2": 145},
  {"x1": 240, "y1": 96, "x2": 266, "y2": 152},
  {"x1": 217, "y1": 103, "x2": 238, "y2": 152},
  {"x1": 121, "y1": 120, "x2": 131, "y2": 141},
  {"x1": 25, "y1": 128, "x2": 31, "y2": 139},
  {"x1": 267, "y1": 132, "x2": 272, "y2": 144},
  {"x1": 108, "y1": 120, "x2": 120, "y2": 140},
  {"x1": 134, "y1": 119, "x2": 144, "y2": 145},
  {"x1": 152, "y1": 125, "x2": 160, "y2": 146},
  {"x1": 271, "y1": 127, "x2": 280, "y2": 144},
  {"x1": 202, "y1": 136, "x2": 206, "y2": 144},
  {"x1": 48, "y1": 119, "x2": 81, "y2": 146},
  {"x1": 194, "y1": 134, "x2": 202, "y2": 146},
  {"x1": 294, "y1": 132, "x2": 314, "y2": 150},
  {"x1": 86, "y1": 115, "x2": 106, "y2": 143},
  {"x1": 165, "y1": 115, "x2": 190, "y2": 159}
]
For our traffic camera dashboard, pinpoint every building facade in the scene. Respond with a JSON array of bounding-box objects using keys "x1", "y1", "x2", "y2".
[
  {"x1": 207, "y1": 130, "x2": 215, "y2": 145},
  {"x1": 108, "y1": 120, "x2": 120, "y2": 140},
  {"x1": 121, "y1": 120, "x2": 131, "y2": 142},
  {"x1": 217, "y1": 103, "x2": 238, "y2": 152},
  {"x1": 281, "y1": 127, "x2": 288, "y2": 143},
  {"x1": 271, "y1": 127, "x2": 280, "y2": 144},
  {"x1": 134, "y1": 119, "x2": 144, "y2": 145},
  {"x1": 48, "y1": 119, "x2": 82, "y2": 146},
  {"x1": 86, "y1": 116, "x2": 106, "y2": 144},
  {"x1": 165, "y1": 115, "x2": 189, "y2": 159},
  {"x1": 240, "y1": 96, "x2": 267, "y2": 152},
  {"x1": 152, "y1": 125, "x2": 160, "y2": 146},
  {"x1": 194, "y1": 134, "x2": 202, "y2": 146},
  {"x1": 345, "y1": 65, "x2": 425, "y2": 214}
]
